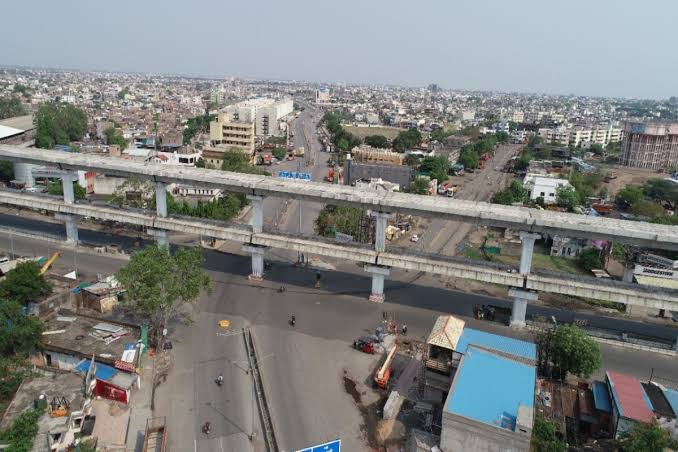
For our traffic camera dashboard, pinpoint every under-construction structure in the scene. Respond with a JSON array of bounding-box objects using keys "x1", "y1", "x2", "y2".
[
  {"x1": 621, "y1": 121, "x2": 678, "y2": 170},
  {"x1": 351, "y1": 145, "x2": 404, "y2": 165}
]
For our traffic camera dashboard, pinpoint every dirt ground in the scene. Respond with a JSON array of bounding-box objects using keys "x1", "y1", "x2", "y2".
[
  {"x1": 344, "y1": 125, "x2": 403, "y2": 141},
  {"x1": 600, "y1": 165, "x2": 663, "y2": 196}
]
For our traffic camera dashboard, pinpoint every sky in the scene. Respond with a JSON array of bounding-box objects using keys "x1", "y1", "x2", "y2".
[{"x1": 1, "y1": 0, "x2": 676, "y2": 99}]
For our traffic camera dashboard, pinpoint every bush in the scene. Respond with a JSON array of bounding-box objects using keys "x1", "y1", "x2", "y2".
[
  {"x1": 47, "y1": 180, "x2": 86, "y2": 200},
  {"x1": 532, "y1": 416, "x2": 566, "y2": 452},
  {"x1": 0, "y1": 405, "x2": 46, "y2": 452},
  {"x1": 576, "y1": 247, "x2": 603, "y2": 272}
]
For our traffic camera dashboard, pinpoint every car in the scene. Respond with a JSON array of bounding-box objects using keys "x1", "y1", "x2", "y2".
[{"x1": 410, "y1": 234, "x2": 419, "y2": 243}]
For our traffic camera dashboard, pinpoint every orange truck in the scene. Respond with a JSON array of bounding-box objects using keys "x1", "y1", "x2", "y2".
[{"x1": 374, "y1": 344, "x2": 397, "y2": 389}]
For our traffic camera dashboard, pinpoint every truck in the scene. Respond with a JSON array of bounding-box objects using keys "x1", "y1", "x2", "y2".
[
  {"x1": 143, "y1": 417, "x2": 167, "y2": 452},
  {"x1": 374, "y1": 344, "x2": 397, "y2": 389},
  {"x1": 297, "y1": 146, "x2": 305, "y2": 157}
]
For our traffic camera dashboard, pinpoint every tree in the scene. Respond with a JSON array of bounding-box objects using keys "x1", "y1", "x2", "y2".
[
  {"x1": 458, "y1": 148, "x2": 479, "y2": 169},
  {"x1": 577, "y1": 247, "x2": 603, "y2": 272},
  {"x1": 631, "y1": 200, "x2": 665, "y2": 218},
  {"x1": 491, "y1": 190, "x2": 514, "y2": 205},
  {"x1": 615, "y1": 185, "x2": 644, "y2": 210},
  {"x1": 47, "y1": 180, "x2": 86, "y2": 200},
  {"x1": 0, "y1": 96, "x2": 26, "y2": 120},
  {"x1": 272, "y1": 147, "x2": 287, "y2": 161},
  {"x1": 0, "y1": 262, "x2": 51, "y2": 305},
  {"x1": 0, "y1": 300, "x2": 44, "y2": 356},
  {"x1": 532, "y1": 417, "x2": 567, "y2": 452},
  {"x1": 0, "y1": 160, "x2": 14, "y2": 183},
  {"x1": 110, "y1": 178, "x2": 155, "y2": 209},
  {"x1": 104, "y1": 127, "x2": 128, "y2": 150},
  {"x1": 589, "y1": 143, "x2": 604, "y2": 156},
  {"x1": 419, "y1": 156, "x2": 449, "y2": 183},
  {"x1": 556, "y1": 186, "x2": 580, "y2": 211},
  {"x1": 195, "y1": 158, "x2": 206, "y2": 168},
  {"x1": 491, "y1": 181, "x2": 527, "y2": 205},
  {"x1": 549, "y1": 324, "x2": 601, "y2": 379},
  {"x1": 495, "y1": 131, "x2": 509, "y2": 143},
  {"x1": 392, "y1": 128, "x2": 422, "y2": 152},
  {"x1": 643, "y1": 178, "x2": 678, "y2": 209},
  {"x1": 34, "y1": 103, "x2": 87, "y2": 149},
  {"x1": 314, "y1": 205, "x2": 363, "y2": 238},
  {"x1": 115, "y1": 245, "x2": 211, "y2": 347},
  {"x1": 408, "y1": 177, "x2": 430, "y2": 195},
  {"x1": 183, "y1": 111, "x2": 216, "y2": 145},
  {"x1": 364, "y1": 135, "x2": 389, "y2": 148},
  {"x1": 620, "y1": 422, "x2": 678, "y2": 452}
]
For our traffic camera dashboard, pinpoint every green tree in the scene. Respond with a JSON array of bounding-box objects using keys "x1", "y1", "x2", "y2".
[
  {"x1": 430, "y1": 128, "x2": 454, "y2": 143},
  {"x1": 643, "y1": 178, "x2": 678, "y2": 209},
  {"x1": 47, "y1": 179, "x2": 86, "y2": 200},
  {"x1": 615, "y1": 185, "x2": 644, "y2": 210},
  {"x1": 589, "y1": 143, "x2": 604, "y2": 156},
  {"x1": 577, "y1": 247, "x2": 603, "y2": 272},
  {"x1": 631, "y1": 200, "x2": 665, "y2": 218},
  {"x1": 419, "y1": 156, "x2": 449, "y2": 183},
  {"x1": 556, "y1": 186, "x2": 580, "y2": 211},
  {"x1": 495, "y1": 131, "x2": 509, "y2": 143},
  {"x1": 550, "y1": 324, "x2": 601, "y2": 379},
  {"x1": 0, "y1": 96, "x2": 27, "y2": 120},
  {"x1": 364, "y1": 135, "x2": 390, "y2": 148},
  {"x1": 34, "y1": 103, "x2": 87, "y2": 149},
  {"x1": 314, "y1": 205, "x2": 363, "y2": 238},
  {"x1": 491, "y1": 190, "x2": 514, "y2": 205},
  {"x1": 532, "y1": 417, "x2": 566, "y2": 452},
  {"x1": 104, "y1": 127, "x2": 128, "y2": 150},
  {"x1": 491, "y1": 181, "x2": 528, "y2": 205},
  {"x1": 392, "y1": 128, "x2": 422, "y2": 152},
  {"x1": 458, "y1": 148, "x2": 479, "y2": 169},
  {"x1": 195, "y1": 158, "x2": 206, "y2": 168},
  {"x1": 0, "y1": 300, "x2": 44, "y2": 356},
  {"x1": 0, "y1": 262, "x2": 51, "y2": 305},
  {"x1": 183, "y1": 111, "x2": 216, "y2": 145},
  {"x1": 110, "y1": 178, "x2": 156, "y2": 209},
  {"x1": 620, "y1": 422, "x2": 678, "y2": 452},
  {"x1": 272, "y1": 147, "x2": 287, "y2": 161},
  {"x1": 408, "y1": 177, "x2": 430, "y2": 195},
  {"x1": 116, "y1": 245, "x2": 211, "y2": 347},
  {"x1": 0, "y1": 160, "x2": 14, "y2": 183}
]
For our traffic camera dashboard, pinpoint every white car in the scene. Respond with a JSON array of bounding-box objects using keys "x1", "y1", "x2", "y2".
[{"x1": 410, "y1": 234, "x2": 419, "y2": 243}]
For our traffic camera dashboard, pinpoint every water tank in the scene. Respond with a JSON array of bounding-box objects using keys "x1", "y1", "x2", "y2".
[{"x1": 13, "y1": 162, "x2": 35, "y2": 187}]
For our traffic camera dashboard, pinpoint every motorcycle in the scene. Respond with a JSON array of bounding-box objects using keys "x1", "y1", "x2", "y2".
[
  {"x1": 289, "y1": 315, "x2": 296, "y2": 327},
  {"x1": 215, "y1": 375, "x2": 224, "y2": 387},
  {"x1": 202, "y1": 422, "x2": 211, "y2": 435}
]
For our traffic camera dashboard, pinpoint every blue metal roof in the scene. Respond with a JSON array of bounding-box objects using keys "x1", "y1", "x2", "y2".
[
  {"x1": 592, "y1": 381, "x2": 612, "y2": 413},
  {"x1": 663, "y1": 388, "x2": 678, "y2": 417},
  {"x1": 74, "y1": 359, "x2": 117, "y2": 381},
  {"x1": 446, "y1": 346, "x2": 536, "y2": 431},
  {"x1": 456, "y1": 327, "x2": 537, "y2": 361}
]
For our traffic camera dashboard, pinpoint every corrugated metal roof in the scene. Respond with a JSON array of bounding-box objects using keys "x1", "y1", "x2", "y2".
[
  {"x1": 456, "y1": 327, "x2": 537, "y2": 361},
  {"x1": 426, "y1": 315, "x2": 465, "y2": 350},
  {"x1": 606, "y1": 371, "x2": 654, "y2": 423},
  {"x1": 446, "y1": 346, "x2": 536, "y2": 431},
  {"x1": 592, "y1": 381, "x2": 611, "y2": 413},
  {"x1": 0, "y1": 125, "x2": 23, "y2": 140},
  {"x1": 663, "y1": 388, "x2": 678, "y2": 418}
]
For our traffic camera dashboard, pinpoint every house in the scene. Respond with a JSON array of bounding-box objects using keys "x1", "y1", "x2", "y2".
[
  {"x1": 606, "y1": 371, "x2": 654, "y2": 439},
  {"x1": 522, "y1": 174, "x2": 573, "y2": 204},
  {"x1": 440, "y1": 345, "x2": 536, "y2": 452},
  {"x1": 80, "y1": 276, "x2": 124, "y2": 313},
  {"x1": 74, "y1": 359, "x2": 139, "y2": 405},
  {"x1": 425, "y1": 315, "x2": 465, "y2": 375}
]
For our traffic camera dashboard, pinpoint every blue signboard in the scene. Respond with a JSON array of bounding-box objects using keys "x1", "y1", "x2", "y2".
[
  {"x1": 278, "y1": 171, "x2": 312, "y2": 181},
  {"x1": 296, "y1": 439, "x2": 341, "y2": 452}
]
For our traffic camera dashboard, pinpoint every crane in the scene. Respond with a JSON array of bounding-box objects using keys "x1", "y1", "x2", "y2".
[
  {"x1": 374, "y1": 343, "x2": 397, "y2": 389},
  {"x1": 39, "y1": 252, "x2": 60, "y2": 275}
]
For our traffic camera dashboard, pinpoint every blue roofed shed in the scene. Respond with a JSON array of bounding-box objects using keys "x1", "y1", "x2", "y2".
[
  {"x1": 663, "y1": 388, "x2": 678, "y2": 418},
  {"x1": 455, "y1": 327, "x2": 537, "y2": 362},
  {"x1": 592, "y1": 381, "x2": 612, "y2": 413}
]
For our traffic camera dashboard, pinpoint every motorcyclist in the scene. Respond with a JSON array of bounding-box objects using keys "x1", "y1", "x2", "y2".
[
  {"x1": 203, "y1": 422, "x2": 211, "y2": 434},
  {"x1": 217, "y1": 374, "x2": 224, "y2": 385},
  {"x1": 402, "y1": 324, "x2": 408, "y2": 335},
  {"x1": 290, "y1": 315, "x2": 296, "y2": 326}
]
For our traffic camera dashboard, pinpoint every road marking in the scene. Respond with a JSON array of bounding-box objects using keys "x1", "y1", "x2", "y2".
[{"x1": 194, "y1": 438, "x2": 197, "y2": 452}]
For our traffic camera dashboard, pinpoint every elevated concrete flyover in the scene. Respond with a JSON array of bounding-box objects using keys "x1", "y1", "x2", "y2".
[
  {"x1": 2, "y1": 145, "x2": 678, "y2": 249},
  {"x1": 1, "y1": 189, "x2": 678, "y2": 313}
]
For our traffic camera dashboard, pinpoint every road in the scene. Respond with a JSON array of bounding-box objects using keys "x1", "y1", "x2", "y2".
[
  {"x1": 1, "y1": 228, "x2": 678, "y2": 451},
  {"x1": 414, "y1": 143, "x2": 519, "y2": 255}
]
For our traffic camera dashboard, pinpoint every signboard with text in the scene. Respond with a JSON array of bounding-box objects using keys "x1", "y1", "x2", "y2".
[
  {"x1": 278, "y1": 171, "x2": 312, "y2": 181},
  {"x1": 296, "y1": 439, "x2": 341, "y2": 452}
]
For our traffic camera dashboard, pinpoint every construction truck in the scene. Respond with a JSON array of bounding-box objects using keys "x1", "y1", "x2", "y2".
[
  {"x1": 374, "y1": 344, "x2": 397, "y2": 389},
  {"x1": 39, "y1": 252, "x2": 59, "y2": 275}
]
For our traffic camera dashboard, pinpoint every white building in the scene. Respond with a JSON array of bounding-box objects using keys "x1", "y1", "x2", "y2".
[
  {"x1": 522, "y1": 174, "x2": 573, "y2": 204},
  {"x1": 221, "y1": 98, "x2": 293, "y2": 137},
  {"x1": 315, "y1": 87, "x2": 330, "y2": 104},
  {"x1": 457, "y1": 111, "x2": 475, "y2": 122}
]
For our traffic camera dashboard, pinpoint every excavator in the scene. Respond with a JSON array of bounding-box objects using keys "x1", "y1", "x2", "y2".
[{"x1": 39, "y1": 252, "x2": 60, "y2": 275}]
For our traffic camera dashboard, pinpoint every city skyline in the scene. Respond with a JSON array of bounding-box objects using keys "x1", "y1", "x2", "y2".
[{"x1": 1, "y1": 0, "x2": 676, "y2": 99}]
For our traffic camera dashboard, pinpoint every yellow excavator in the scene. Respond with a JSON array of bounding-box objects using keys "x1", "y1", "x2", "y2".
[{"x1": 39, "y1": 252, "x2": 60, "y2": 275}]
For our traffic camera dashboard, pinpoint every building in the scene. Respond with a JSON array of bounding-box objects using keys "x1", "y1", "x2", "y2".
[
  {"x1": 550, "y1": 235, "x2": 588, "y2": 258},
  {"x1": 605, "y1": 371, "x2": 654, "y2": 439},
  {"x1": 344, "y1": 157, "x2": 411, "y2": 189},
  {"x1": 457, "y1": 111, "x2": 475, "y2": 122},
  {"x1": 351, "y1": 145, "x2": 404, "y2": 165},
  {"x1": 315, "y1": 87, "x2": 331, "y2": 104},
  {"x1": 523, "y1": 174, "x2": 573, "y2": 204},
  {"x1": 441, "y1": 345, "x2": 536, "y2": 452},
  {"x1": 221, "y1": 98, "x2": 293, "y2": 136},
  {"x1": 621, "y1": 121, "x2": 678, "y2": 170},
  {"x1": 0, "y1": 114, "x2": 34, "y2": 144},
  {"x1": 209, "y1": 113, "x2": 255, "y2": 155}
]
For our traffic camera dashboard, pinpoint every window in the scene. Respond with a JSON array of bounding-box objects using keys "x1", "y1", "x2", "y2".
[
  {"x1": 73, "y1": 417, "x2": 83, "y2": 428},
  {"x1": 540, "y1": 192, "x2": 545, "y2": 197}
]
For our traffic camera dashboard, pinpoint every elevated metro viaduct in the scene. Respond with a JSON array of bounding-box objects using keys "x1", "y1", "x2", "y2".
[{"x1": 2, "y1": 145, "x2": 678, "y2": 333}]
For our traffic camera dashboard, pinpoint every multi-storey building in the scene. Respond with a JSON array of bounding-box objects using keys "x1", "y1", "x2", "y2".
[
  {"x1": 621, "y1": 121, "x2": 678, "y2": 170},
  {"x1": 221, "y1": 98, "x2": 293, "y2": 137},
  {"x1": 209, "y1": 113, "x2": 255, "y2": 156}
]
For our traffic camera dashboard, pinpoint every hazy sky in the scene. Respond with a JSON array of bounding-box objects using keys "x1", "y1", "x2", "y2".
[{"x1": 1, "y1": 0, "x2": 676, "y2": 99}]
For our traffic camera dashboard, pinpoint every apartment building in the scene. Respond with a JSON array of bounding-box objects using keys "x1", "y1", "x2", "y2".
[
  {"x1": 209, "y1": 113, "x2": 255, "y2": 155},
  {"x1": 621, "y1": 121, "x2": 678, "y2": 170},
  {"x1": 538, "y1": 124, "x2": 622, "y2": 148},
  {"x1": 221, "y1": 98, "x2": 293, "y2": 137}
]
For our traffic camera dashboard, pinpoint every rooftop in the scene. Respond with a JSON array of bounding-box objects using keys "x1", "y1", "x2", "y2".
[
  {"x1": 426, "y1": 315, "x2": 465, "y2": 351},
  {"x1": 664, "y1": 388, "x2": 678, "y2": 418},
  {"x1": 455, "y1": 327, "x2": 537, "y2": 362},
  {"x1": 41, "y1": 314, "x2": 140, "y2": 364},
  {"x1": 0, "y1": 114, "x2": 34, "y2": 131},
  {"x1": 446, "y1": 346, "x2": 536, "y2": 432},
  {"x1": 592, "y1": 381, "x2": 612, "y2": 413},
  {"x1": 0, "y1": 124, "x2": 24, "y2": 140},
  {"x1": 606, "y1": 371, "x2": 654, "y2": 423},
  {"x1": 641, "y1": 382, "x2": 675, "y2": 419}
]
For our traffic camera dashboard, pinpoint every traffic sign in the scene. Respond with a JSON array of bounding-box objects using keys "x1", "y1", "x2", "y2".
[
  {"x1": 278, "y1": 171, "x2": 312, "y2": 181},
  {"x1": 296, "y1": 439, "x2": 341, "y2": 452}
]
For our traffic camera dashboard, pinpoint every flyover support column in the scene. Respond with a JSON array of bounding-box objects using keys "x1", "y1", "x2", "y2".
[
  {"x1": 373, "y1": 211, "x2": 390, "y2": 253},
  {"x1": 510, "y1": 232, "x2": 541, "y2": 328},
  {"x1": 148, "y1": 229, "x2": 169, "y2": 250},
  {"x1": 59, "y1": 171, "x2": 79, "y2": 245},
  {"x1": 365, "y1": 264, "x2": 390, "y2": 303},
  {"x1": 151, "y1": 182, "x2": 169, "y2": 252},
  {"x1": 245, "y1": 195, "x2": 267, "y2": 281}
]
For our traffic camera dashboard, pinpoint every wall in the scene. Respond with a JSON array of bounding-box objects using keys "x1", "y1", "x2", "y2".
[
  {"x1": 44, "y1": 350, "x2": 82, "y2": 371},
  {"x1": 441, "y1": 411, "x2": 531, "y2": 452}
]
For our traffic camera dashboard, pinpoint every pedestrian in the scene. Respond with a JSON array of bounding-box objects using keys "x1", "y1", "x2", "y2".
[
  {"x1": 402, "y1": 324, "x2": 408, "y2": 335},
  {"x1": 315, "y1": 271, "x2": 321, "y2": 289}
]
